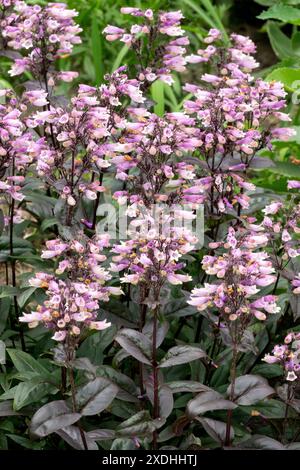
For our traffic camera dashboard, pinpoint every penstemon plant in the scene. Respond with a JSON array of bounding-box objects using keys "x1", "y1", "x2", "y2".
[{"x1": 0, "y1": 1, "x2": 300, "y2": 452}]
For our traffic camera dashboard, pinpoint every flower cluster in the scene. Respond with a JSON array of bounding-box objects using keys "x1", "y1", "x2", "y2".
[
  {"x1": 261, "y1": 195, "x2": 300, "y2": 262},
  {"x1": 0, "y1": 89, "x2": 45, "y2": 212},
  {"x1": 19, "y1": 233, "x2": 123, "y2": 343},
  {"x1": 188, "y1": 226, "x2": 279, "y2": 321},
  {"x1": 196, "y1": 170, "x2": 256, "y2": 213},
  {"x1": 111, "y1": 209, "x2": 196, "y2": 293},
  {"x1": 26, "y1": 67, "x2": 148, "y2": 213},
  {"x1": 263, "y1": 332, "x2": 300, "y2": 382},
  {"x1": 183, "y1": 29, "x2": 295, "y2": 215},
  {"x1": 2, "y1": 1, "x2": 81, "y2": 83},
  {"x1": 103, "y1": 8, "x2": 188, "y2": 86},
  {"x1": 110, "y1": 111, "x2": 203, "y2": 208}
]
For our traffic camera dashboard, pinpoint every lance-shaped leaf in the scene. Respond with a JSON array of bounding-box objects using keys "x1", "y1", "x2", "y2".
[
  {"x1": 159, "y1": 385, "x2": 174, "y2": 419},
  {"x1": 71, "y1": 358, "x2": 97, "y2": 377},
  {"x1": 187, "y1": 391, "x2": 237, "y2": 419},
  {"x1": 227, "y1": 374, "x2": 274, "y2": 405},
  {"x1": 13, "y1": 378, "x2": 58, "y2": 411},
  {"x1": 158, "y1": 345, "x2": 206, "y2": 368},
  {"x1": 0, "y1": 340, "x2": 5, "y2": 365},
  {"x1": 87, "y1": 429, "x2": 116, "y2": 441},
  {"x1": 239, "y1": 435, "x2": 285, "y2": 450},
  {"x1": 75, "y1": 377, "x2": 118, "y2": 416},
  {"x1": 30, "y1": 401, "x2": 81, "y2": 437},
  {"x1": 96, "y1": 366, "x2": 138, "y2": 403},
  {"x1": 143, "y1": 319, "x2": 169, "y2": 348},
  {"x1": 7, "y1": 349, "x2": 49, "y2": 375},
  {"x1": 196, "y1": 417, "x2": 234, "y2": 444},
  {"x1": 116, "y1": 410, "x2": 163, "y2": 437},
  {"x1": 56, "y1": 425, "x2": 98, "y2": 450},
  {"x1": 115, "y1": 329, "x2": 152, "y2": 365},
  {"x1": 0, "y1": 401, "x2": 21, "y2": 417},
  {"x1": 167, "y1": 381, "x2": 212, "y2": 394}
]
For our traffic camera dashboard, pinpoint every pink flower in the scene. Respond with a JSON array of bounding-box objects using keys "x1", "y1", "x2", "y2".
[{"x1": 288, "y1": 180, "x2": 300, "y2": 190}]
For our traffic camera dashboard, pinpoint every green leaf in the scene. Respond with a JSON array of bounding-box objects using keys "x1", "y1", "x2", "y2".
[
  {"x1": 258, "y1": 4, "x2": 300, "y2": 23},
  {"x1": 163, "y1": 296, "x2": 197, "y2": 318},
  {"x1": 13, "y1": 379, "x2": 57, "y2": 411},
  {"x1": 151, "y1": 80, "x2": 165, "y2": 117},
  {"x1": 91, "y1": 16, "x2": 104, "y2": 85},
  {"x1": 7, "y1": 434, "x2": 44, "y2": 449},
  {"x1": 270, "y1": 161, "x2": 300, "y2": 178},
  {"x1": 7, "y1": 349, "x2": 49, "y2": 375},
  {"x1": 266, "y1": 22, "x2": 294, "y2": 59},
  {"x1": 182, "y1": 0, "x2": 217, "y2": 29},
  {"x1": 227, "y1": 374, "x2": 274, "y2": 405},
  {"x1": 266, "y1": 67, "x2": 300, "y2": 91},
  {"x1": 159, "y1": 345, "x2": 206, "y2": 368},
  {"x1": 116, "y1": 410, "x2": 161, "y2": 437},
  {"x1": 0, "y1": 286, "x2": 19, "y2": 299},
  {"x1": 17, "y1": 287, "x2": 37, "y2": 309},
  {"x1": 75, "y1": 378, "x2": 118, "y2": 416},
  {"x1": 115, "y1": 329, "x2": 152, "y2": 365},
  {"x1": 257, "y1": 1, "x2": 300, "y2": 4},
  {"x1": 0, "y1": 386, "x2": 19, "y2": 401},
  {"x1": 111, "y1": 44, "x2": 129, "y2": 72},
  {"x1": 292, "y1": 31, "x2": 300, "y2": 53},
  {"x1": 251, "y1": 363, "x2": 283, "y2": 378},
  {"x1": 0, "y1": 296, "x2": 10, "y2": 335},
  {"x1": 187, "y1": 391, "x2": 237, "y2": 418},
  {"x1": 40, "y1": 217, "x2": 58, "y2": 232},
  {"x1": 30, "y1": 401, "x2": 81, "y2": 437},
  {"x1": 77, "y1": 326, "x2": 117, "y2": 364},
  {"x1": 242, "y1": 399, "x2": 288, "y2": 419}
]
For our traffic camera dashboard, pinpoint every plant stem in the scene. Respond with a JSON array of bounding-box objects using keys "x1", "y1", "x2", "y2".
[
  {"x1": 225, "y1": 343, "x2": 237, "y2": 446},
  {"x1": 68, "y1": 367, "x2": 88, "y2": 451},
  {"x1": 272, "y1": 272, "x2": 280, "y2": 295},
  {"x1": 138, "y1": 290, "x2": 148, "y2": 400},
  {"x1": 9, "y1": 157, "x2": 25, "y2": 351},
  {"x1": 61, "y1": 367, "x2": 67, "y2": 395},
  {"x1": 281, "y1": 384, "x2": 292, "y2": 443},
  {"x1": 91, "y1": 172, "x2": 104, "y2": 230},
  {"x1": 152, "y1": 305, "x2": 159, "y2": 450}
]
